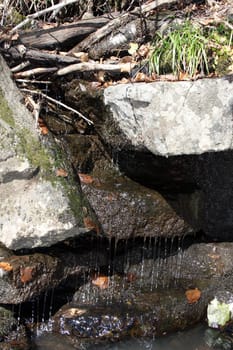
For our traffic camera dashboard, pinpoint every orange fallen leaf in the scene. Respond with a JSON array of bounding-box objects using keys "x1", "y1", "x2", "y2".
[
  {"x1": 185, "y1": 288, "x2": 201, "y2": 304},
  {"x1": 78, "y1": 173, "x2": 94, "y2": 184},
  {"x1": 178, "y1": 71, "x2": 190, "y2": 80},
  {"x1": 92, "y1": 276, "x2": 109, "y2": 289},
  {"x1": 0, "y1": 262, "x2": 13, "y2": 272},
  {"x1": 38, "y1": 118, "x2": 49, "y2": 135},
  {"x1": 83, "y1": 216, "x2": 100, "y2": 234},
  {"x1": 126, "y1": 273, "x2": 137, "y2": 283},
  {"x1": 20, "y1": 266, "x2": 34, "y2": 284},
  {"x1": 40, "y1": 125, "x2": 49, "y2": 135},
  {"x1": 56, "y1": 168, "x2": 68, "y2": 177}
]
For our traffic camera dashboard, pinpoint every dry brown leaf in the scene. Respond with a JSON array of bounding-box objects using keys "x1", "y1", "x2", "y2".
[
  {"x1": 56, "y1": 168, "x2": 68, "y2": 177},
  {"x1": 40, "y1": 125, "x2": 49, "y2": 135},
  {"x1": 20, "y1": 266, "x2": 33, "y2": 284},
  {"x1": 126, "y1": 273, "x2": 137, "y2": 282},
  {"x1": 83, "y1": 216, "x2": 99, "y2": 232},
  {"x1": 137, "y1": 44, "x2": 150, "y2": 58},
  {"x1": 0, "y1": 262, "x2": 13, "y2": 272},
  {"x1": 92, "y1": 276, "x2": 109, "y2": 289},
  {"x1": 78, "y1": 173, "x2": 94, "y2": 184},
  {"x1": 185, "y1": 288, "x2": 201, "y2": 304},
  {"x1": 133, "y1": 72, "x2": 152, "y2": 82},
  {"x1": 103, "y1": 81, "x2": 113, "y2": 88},
  {"x1": 178, "y1": 71, "x2": 190, "y2": 80}
]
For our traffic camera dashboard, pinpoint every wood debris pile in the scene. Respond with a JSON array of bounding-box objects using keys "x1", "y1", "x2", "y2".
[{"x1": 0, "y1": 0, "x2": 232, "y2": 130}]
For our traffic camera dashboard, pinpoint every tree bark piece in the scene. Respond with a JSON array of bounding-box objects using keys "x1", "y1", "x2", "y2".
[{"x1": 19, "y1": 17, "x2": 110, "y2": 50}]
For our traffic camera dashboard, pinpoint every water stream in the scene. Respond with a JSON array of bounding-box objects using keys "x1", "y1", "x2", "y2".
[{"x1": 33, "y1": 323, "x2": 218, "y2": 349}]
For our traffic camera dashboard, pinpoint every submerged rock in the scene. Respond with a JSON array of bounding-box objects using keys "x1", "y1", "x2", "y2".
[
  {"x1": 0, "y1": 54, "x2": 100, "y2": 250},
  {"x1": 47, "y1": 242, "x2": 233, "y2": 344}
]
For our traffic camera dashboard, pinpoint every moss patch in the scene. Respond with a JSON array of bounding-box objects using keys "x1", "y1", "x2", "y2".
[
  {"x1": 16, "y1": 129, "x2": 53, "y2": 176},
  {"x1": 0, "y1": 89, "x2": 15, "y2": 127}
]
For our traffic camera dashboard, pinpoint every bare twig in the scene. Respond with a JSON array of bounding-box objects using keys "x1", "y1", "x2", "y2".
[
  {"x1": 11, "y1": 61, "x2": 31, "y2": 73},
  {"x1": 20, "y1": 88, "x2": 93, "y2": 125},
  {"x1": 13, "y1": 67, "x2": 58, "y2": 78},
  {"x1": 10, "y1": 0, "x2": 80, "y2": 33},
  {"x1": 15, "y1": 79, "x2": 52, "y2": 84}
]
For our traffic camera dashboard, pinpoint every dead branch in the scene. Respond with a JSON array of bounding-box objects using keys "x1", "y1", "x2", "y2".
[
  {"x1": 5, "y1": 46, "x2": 81, "y2": 67},
  {"x1": 69, "y1": 0, "x2": 177, "y2": 56},
  {"x1": 13, "y1": 67, "x2": 58, "y2": 78},
  {"x1": 20, "y1": 88, "x2": 93, "y2": 125},
  {"x1": 56, "y1": 61, "x2": 136, "y2": 76},
  {"x1": 15, "y1": 79, "x2": 52, "y2": 85},
  {"x1": 10, "y1": 0, "x2": 81, "y2": 33},
  {"x1": 19, "y1": 17, "x2": 110, "y2": 51}
]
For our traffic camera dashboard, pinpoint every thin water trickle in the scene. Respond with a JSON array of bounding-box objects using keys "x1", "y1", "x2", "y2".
[
  {"x1": 139, "y1": 236, "x2": 147, "y2": 288},
  {"x1": 150, "y1": 236, "x2": 158, "y2": 291}
]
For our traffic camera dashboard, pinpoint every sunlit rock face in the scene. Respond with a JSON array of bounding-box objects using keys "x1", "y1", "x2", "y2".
[
  {"x1": 0, "y1": 55, "x2": 97, "y2": 250},
  {"x1": 104, "y1": 76, "x2": 233, "y2": 157},
  {"x1": 103, "y1": 76, "x2": 233, "y2": 240}
]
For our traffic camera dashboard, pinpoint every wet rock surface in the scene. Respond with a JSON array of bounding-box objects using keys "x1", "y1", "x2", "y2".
[
  {"x1": 26, "y1": 242, "x2": 233, "y2": 348},
  {"x1": 0, "y1": 306, "x2": 29, "y2": 350},
  {"x1": 81, "y1": 170, "x2": 193, "y2": 240},
  {"x1": 0, "y1": 240, "x2": 107, "y2": 304}
]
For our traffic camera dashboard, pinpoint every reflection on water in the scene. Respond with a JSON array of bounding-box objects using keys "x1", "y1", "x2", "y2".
[{"x1": 34, "y1": 323, "x2": 217, "y2": 350}]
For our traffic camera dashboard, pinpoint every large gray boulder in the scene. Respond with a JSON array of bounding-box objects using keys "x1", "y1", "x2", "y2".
[
  {"x1": 104, "y1": 76, "x2": 233, "y2": 157},
  {"x1": 0, "y1": 55, "x2": 99, "y2": 250}
]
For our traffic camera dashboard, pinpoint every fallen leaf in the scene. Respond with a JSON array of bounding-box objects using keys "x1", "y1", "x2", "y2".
[
  {"x1": 92, "y1": 276, "x2": 109, "y2": 289},
  {"x1": 103, "y1": 81, "x2": 113, "y2": 88},
  {"x1": 126, "y1": 273, "x2": 137, "y2": 282},
  {"x1": 83, "y1": 216, "x2": 100, "y2": 233},
  {"x1": 78, "y1": 173, "x2": 94, "y2": 184},
  {"x1": 0, "y1": 262, "x2": 13, "y2": 271},
  {"x1": 133, "y1": 72, "x2": 153, "y2": 82},
  {"x1": 178, "y1": 71, "x2": 190, "y2": 80},
  {"x1": 120, "y1": 55, "x2": 134, "y2": 63},
  {"x1": 56, "y1": 168, "x2": 68, "y2": 177},
  {"x1": 20, "y1": 266, "x2": 34, "y2": 284},
  {"x1": 137, "y1": 44, "x2": 150, "y2": 58},
  {"x1": 38, "y1": 118, "x2": 49, "y2": 135},
  {"x1": 185, "y1": 288, "x2": 201, "y2": 304},
  {"x1": 40, "y1": 125, "x2": 49, "y2": 135},
  {"x1": 128, "y1": 42, "x2": 138, "y2": 56}
]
